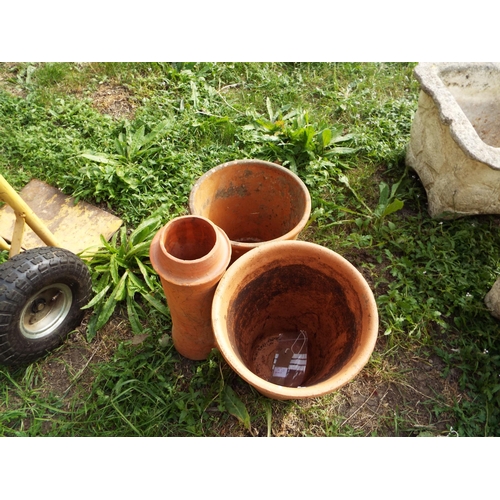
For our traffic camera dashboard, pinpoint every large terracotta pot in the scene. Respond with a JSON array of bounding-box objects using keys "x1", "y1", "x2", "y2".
[
  {"x1": 149, "y1": 215, "x2": 231, "y2": 360},
  {"x1": 189, "y1": 159, "x2": 311, "y2": 262},
  {"x1": 211, "y1": 240, "x2": 379, "y2": 400}
]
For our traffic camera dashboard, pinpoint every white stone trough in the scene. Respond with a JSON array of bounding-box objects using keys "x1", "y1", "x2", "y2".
[{"x1": 406, "y1": 62, "x2": 500, "y2": 219}]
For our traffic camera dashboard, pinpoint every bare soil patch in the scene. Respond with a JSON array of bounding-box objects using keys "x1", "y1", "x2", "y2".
[
  {"x1": 37, "y1": 310, "x2": 134, "y2": 406},
  {"x1": 0, "y1": 63, "x2": 27, "y2": 98},
  {"x1": 91, "y1": 83, "x2": 136, "y2": 120}
]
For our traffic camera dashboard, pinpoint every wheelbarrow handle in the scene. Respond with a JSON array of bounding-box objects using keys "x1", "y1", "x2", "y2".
[{"x1": 0, "y1": 174, "x2": 61, "y2": 255}]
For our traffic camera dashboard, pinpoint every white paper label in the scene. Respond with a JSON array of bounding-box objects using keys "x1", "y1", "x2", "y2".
[{"x1": 272, "y1": 366, "x2": 288, "y2": 378}]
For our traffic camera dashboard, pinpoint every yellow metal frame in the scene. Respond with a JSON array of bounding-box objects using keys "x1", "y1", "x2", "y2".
[{"x1": 0, "y1": 174, "x2": 61, "y2": 257}]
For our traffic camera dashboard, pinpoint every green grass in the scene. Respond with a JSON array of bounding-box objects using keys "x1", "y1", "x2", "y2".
[{"x1": 1, "y1": 62, "x2": 499, "y2": 437}]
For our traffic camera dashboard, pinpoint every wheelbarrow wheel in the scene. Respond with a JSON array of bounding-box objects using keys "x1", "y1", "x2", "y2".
[{"x1": 0, "y1": 247, "x2": 92, "y2": 367}]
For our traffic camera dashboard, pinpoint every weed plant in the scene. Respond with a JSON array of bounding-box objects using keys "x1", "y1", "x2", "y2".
[
  {"x1": 1, "y1": 62, "x2": 499, "y2": 436},
  {"x1": 80, "y1": 214, "x2": 170, "y2": 341}
]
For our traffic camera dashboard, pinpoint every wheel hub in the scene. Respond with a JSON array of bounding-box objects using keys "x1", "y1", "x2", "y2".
[
  {"x1": 21, "y1": 284, "x2": 73, "y2": 340},
  {"x1": 32, "y1": 298, "x2": 47, "y2": 313}
]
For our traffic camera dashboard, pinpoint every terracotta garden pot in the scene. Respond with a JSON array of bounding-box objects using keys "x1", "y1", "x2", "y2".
[
  {"x1": 211, "y1": 240, "x2": 379, "y2": 400},
  {"x1": 149, "y1": 215, "x2": 231, "y2": 360},
  {"x1": 189, "y1": 159, "x2": 311, "y2": 263}
]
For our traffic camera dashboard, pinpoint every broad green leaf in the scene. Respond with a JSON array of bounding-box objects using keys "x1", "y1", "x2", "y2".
[
  {"x1": 135, "y1": 257, "x2": 156, "y2": 291},
  {"x1": 79, "y1": 153, "x2": 118, "y2": 165},
  {"x1": 127, "y1": 295, "x2": 143, "y2": 334},
  {"x1": 81, "y1": 284, "x2": 111, "y2": 310},
  {"x1": 262, "y1": 132, "x2": 281, "y2": 142},
  {"x1": 382, "y1": 198, "x2": 404, "y2": 217},
  {"x1": 114, "y1": 134, "x2": 126, "y2": 157},
  {"x1": 266, "y1": 97, "x2": 274, "y2": 122},
  {"x1": 321, "y1": 128, "x2": 332, "y2": 148},
  {"x1": 374, "y1": 182, "x2": 390, "y2": 217},
  {"x1": 115, "y1": 167, "x2": 139, "y2": 189},
  {"x1": 338, "y1": 174, "x2": 350, "y2": 187},
  {"x1": 223, "y1": 385, "x2": 251, "y2": 431},
  {"x1": 355, "y1": 218, "x2": 364, "y2": 229},
  {"x1": 119, "y1": 225, "x2": 128, "y2": 247},
  {"x1": 133, "y1": 146, "x2": 162, "y2": 158},
  {"x1": 339, "y1": 205, "x2": 367, "y2": 217},
  {"x1": 331, "y1": 132, "x2": 355, "y2": 143},
  {"x1": 379, "y1": 181, "x2": 390, "y2": 205},
  {"x1": 86, "y1": 311, "x2": 99, "y2": 342},
  {"x1": 95, "y1": 272, "x2": 111, "y2": 293},
  {"x1": 113, "y1": 271, "x2": 129, "y2": 302},
  {"x1": 116, "y1": 228, "x2": 128, "y2": 259},
  {"x1": 141, "y1": 292, "x2": 169, "y2": 317},
  {"x1": 131, "y1": 125, "x2": 146, "y2": 156},
  {"x1": 324, "y1": 146, "x2": 358, "y2": 156},
  {"x1": 142, "y1": 119, "x2": 172, "y2": 147},
  {"x1": 114, "y1": 255, "x2": 127, "y2": 269},
  {"x1": 285, "y1": 155, "x2": 298, "y2": 174},
  {"x1": 99, "y1": 234, "x2": 115, "y2": 253},
  {"x1": 110, "y1": 255, "x2": 119, "y2": 284},
  {"x1": 282, "y1": 109, "x2": 298, "y2": 121},
  {"x1": 126, "y1": 240, "x2": 154, "y2": 259},
  {"x1": 87, "y1": 257, "x2": 109, "y2": 268},
  {"x1": 95, "y1": 293, "x2": 118, "y2": 331},
  {"x1": 303, "y1": 125, "x2": 315, "y2": 150},
  {"x1": 129, "y1": 215, "x2": 162, "y2": 246},
  {"x1": 490, "y1": 384, "x2": 500, "y2": 396},
  {"x1": 390, "y1": 182, "x2": 400, "y2": 199},
  {"x1": 288, "y1": 125, "x2": 305, "y2": 143},
  {"x1": 127, "y1": 270, "x2": 148, "y2": 294},
  {"x1": 110, "y1": 228, "x2": 119, "y2": 247},
  {"x1": 126, "y1": 275, "x2": 137, "y2": 297},
  {"x1": 255, "y1": 118, "x2": 277, "y2": 132}
]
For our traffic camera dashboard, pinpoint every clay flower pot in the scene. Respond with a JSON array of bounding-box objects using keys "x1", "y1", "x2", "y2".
[
  {"x1": 149, "y1": 215, "x2": 231, "y2": 360},
  {"x1": 189, "y1": 159, "x2": 311, "y2": 263},
  {"x1": 211, "y1": 240, "x2": 379, "y2": 400}
]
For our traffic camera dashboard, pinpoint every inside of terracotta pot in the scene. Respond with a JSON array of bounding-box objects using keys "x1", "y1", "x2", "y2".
[
  {"x1": 190, "y1": 163, "x2": 309, "y2": 243},
  {"x1": 163, "y1": 217, "x2": 216, "y2": 261},
  {"x1": 226, "y1": 263, "x2": 363, "y2": 387}
]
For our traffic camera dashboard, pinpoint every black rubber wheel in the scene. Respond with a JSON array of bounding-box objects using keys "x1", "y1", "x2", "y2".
[{"x1": 0, "y1": 247, "x2": 92, "y2": 367}]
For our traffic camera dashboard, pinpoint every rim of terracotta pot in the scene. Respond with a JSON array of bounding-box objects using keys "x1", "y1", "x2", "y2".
[
  {"x1": 211, "y1": 240, "x2": 379, "y2": 400},
  {"x1": 150, "y1": 215, "x2": 231, "y2": 285},
  {"x1": 188, "y1": 159, "x2": 312, "y2": 254}
]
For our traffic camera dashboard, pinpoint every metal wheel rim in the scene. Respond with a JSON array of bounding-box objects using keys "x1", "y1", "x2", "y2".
[{"x1": 20, "y1": 283, "x2": 73, "y2": 340}]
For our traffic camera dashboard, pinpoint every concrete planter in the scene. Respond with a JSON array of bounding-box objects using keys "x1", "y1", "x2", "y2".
[{"x1": 406, "y1": 62, "x2": 500, "y2": 218}]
